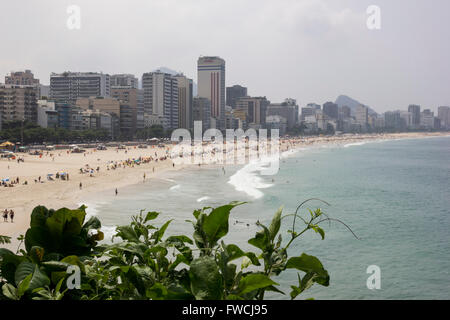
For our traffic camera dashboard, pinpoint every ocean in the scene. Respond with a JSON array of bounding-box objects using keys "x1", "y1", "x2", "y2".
[{"x1": 82, "y1": 136, "x2": 450, "y2": 300}]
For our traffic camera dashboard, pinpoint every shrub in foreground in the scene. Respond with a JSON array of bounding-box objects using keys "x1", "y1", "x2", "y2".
[{"x1": 0, "y1": 199, "x2": 350, "y2": 300}]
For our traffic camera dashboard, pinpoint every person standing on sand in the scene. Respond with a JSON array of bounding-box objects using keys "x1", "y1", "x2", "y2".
[
  {"x1": 79, "y1": 182, "x2": 82, "y2": 189},
  {"x1": 3, "y1": 209, "x2": 8, "y2": 222},
  {"x1": 9, "y1": 210, "x2": 14, "y2": 223},
  {"x1": 143, "y1": 173, "x2": 146, "y2": 181},
  {"x1": 115, "y1": 188, "x2": 118, "y2": 196}
]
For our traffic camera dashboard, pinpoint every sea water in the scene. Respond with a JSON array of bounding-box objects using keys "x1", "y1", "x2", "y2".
[{"x1": 82, "y1": 136, "x2": 450, "y2": 299}]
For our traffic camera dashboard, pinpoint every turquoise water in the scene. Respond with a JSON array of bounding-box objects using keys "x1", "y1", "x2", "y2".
[{"x1": 84, "y1": 136, "x2": 450, "y2": 300}]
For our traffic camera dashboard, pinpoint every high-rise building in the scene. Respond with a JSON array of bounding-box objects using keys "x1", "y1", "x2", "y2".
[
  {"x1": 111, "y1": 87, "x2": 138, "y2": 134},
  {"x1": 408, "y1": 105, "x2": 421, "y2": 129},
  {"x1": 301, "y1": 107, "x2": 315, "y2": 121},
  {"x1": 197, "y1": 56, "x2": 225, "y2": 129},
  {"x1": 323, "y1": 102, "x2": 339, "y2": 120},
  {"x1": 384, "y1": 111, "x2": 406, "y2": 131},
  {"x1": 37, "y1": 100, "x2": 58, "y2": 128},
  {"x1": 236, "y1": 96, "x2": 270, "y2": 128},
  {"x1": 136, "y1": 89, "x2": 145, "y2": 130},
  {"x1": 355, "y1": 105, "x2": 368, "y2": 127},
  {"x1": 110, "y1": 74, "x2": 139, "y2": 89},
  {"x1": 142, "y1": 71, "x2": 179, "y2": 130},
  {"x1": 0, "y1": 85, "x2": 38, "y2": 124},
  {"x1": 5, "y1": 70, "x2": 41, "y2": 98},
  {"x1": 5, "y1": 70, "x2": 40, "y2": 87},
  {"x1": 437, "y1": 106, "x2": 450, "y2": 129},
  {"x1": 50, "y1": 72, "x2": 110, "y2": 107},
  {"x1": 267, "y1": 99, "x2": 298, "y2": 129},
  {"x1": 226, "y1": 85, "x2": 247, "y2": 109},
  {"x1": 174, "y1": 74, "x2": 193, "y2": 130},
  {"x1": 193, "y1": 97, "x2": 211, "y2": 132},
  {"x1": 421, "y1": 109, "x2": 435, "y2": 130},
  {"x1": 399, "y1": 111, "x2": 413, "y2": 129}
]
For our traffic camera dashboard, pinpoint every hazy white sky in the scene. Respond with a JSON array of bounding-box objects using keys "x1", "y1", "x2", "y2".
[{"x1": 1, "y1": 0, "x2": 449, "y2": 112}]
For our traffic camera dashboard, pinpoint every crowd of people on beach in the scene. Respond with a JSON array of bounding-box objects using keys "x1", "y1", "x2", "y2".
[{"x1": 2, "y1": 209, "x2": 14, "y2": 223}]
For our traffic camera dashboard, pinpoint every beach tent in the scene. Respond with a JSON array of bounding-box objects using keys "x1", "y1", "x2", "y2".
[
  {"x1": 1, "y1": 178, "x2": 10, "y2": 182},
  {"x1": 0, "y1": 141, "x2": 15, "y2": 150}
]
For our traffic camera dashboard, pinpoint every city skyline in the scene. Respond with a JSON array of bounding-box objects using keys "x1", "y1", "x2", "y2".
[{"x1": 1, "y1": 0, "x2": 449, "y2": 113}]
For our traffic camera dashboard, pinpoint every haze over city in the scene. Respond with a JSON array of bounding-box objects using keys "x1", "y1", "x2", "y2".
[{"x1": 1, "y1": 0, "x2": 449, "y2": 113}]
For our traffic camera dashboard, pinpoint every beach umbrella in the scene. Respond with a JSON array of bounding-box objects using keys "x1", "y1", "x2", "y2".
[{"x1": 2, "y1": 178, "x2": 10, "y2": 182}]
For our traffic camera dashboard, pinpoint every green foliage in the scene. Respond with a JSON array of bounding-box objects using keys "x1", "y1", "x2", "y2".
[
  {"x1": 0, "y1": 206, "x2": 103, "y2": 300},
  {"x1": 0, "y1": 120, "x2": 111, "y2": 144},
  {"x1": 0, "y1": 200, "x2": 354, "y2": 300},
  {"x1": 0, "y1": 236, "x2": 11, "y2": 245}
]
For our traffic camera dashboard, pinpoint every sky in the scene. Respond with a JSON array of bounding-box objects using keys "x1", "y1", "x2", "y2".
[{"x1": 1, "y1": 0, "x2": 449, "y2": 113}]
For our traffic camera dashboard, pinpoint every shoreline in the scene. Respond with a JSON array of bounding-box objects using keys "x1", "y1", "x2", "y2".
[{"x1": 1, "y1": 131, "x2": 449, "y2": 250}]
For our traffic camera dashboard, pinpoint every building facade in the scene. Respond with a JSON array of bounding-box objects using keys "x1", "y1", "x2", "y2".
[
  {"x1": 226, "y1": 85, "x2": 247, "y2": 109},
  {"x1": 323, "y1": 102, "x2": 339, "y2": 120},
  {"x1": 111, "y1": 87, "x2": 138, "y2": 134},
  {"x1": 197, "y1": 56, "x2": 226, "y2": 129},
  {"x1": 0, "y1": 85, "x2": 38, "y2": 124},
  {"x1": 438, "y1": 106, "x2": 450, "y2": 129},
  {"x1": 174, "y1": 74, "x2": 193, "y2": 130},
  {"x1": 408, "y1": 105, "x2": 421, "y2": 129},
  {"x1": 193, "y1": 97, "x2": 211, "y2": 132},
  {"x1": 142, "y1": 72, "x2": 179, "y2": 130},
  {"x1": 236, "y1": 96, "x2": 270, "y2": 128},
  {"x1": 110, "y1": 74, "x2": 138, "y2": 89},
  {"x1": 50, "y1": 72, "x2": 111, "y2": 107}
]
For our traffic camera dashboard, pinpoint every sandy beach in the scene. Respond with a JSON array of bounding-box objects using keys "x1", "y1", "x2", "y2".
[{"x1": 1, "y1": 131, "x2": 448, "y2": 250}]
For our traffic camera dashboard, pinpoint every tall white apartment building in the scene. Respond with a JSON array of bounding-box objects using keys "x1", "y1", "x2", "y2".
[
  {"x1": 142, "y1": 71, "x2": 179, "y2": 130},
  {"x1": 197, "y1": 56, "x2": 225, "y2": 129}
]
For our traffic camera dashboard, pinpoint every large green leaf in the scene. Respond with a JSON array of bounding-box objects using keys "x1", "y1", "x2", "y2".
[
  {"x1": 14, "y1": 262, "x2": 50, "y2": 292},
  {"x1": 115, "y1": 225, "x2": 140, "y2": 242},
  {"x1": 238, "y1": 274, "x2": 278, "y2": 295},
  {"x1": 2, "y1": 283, "x2": 19, "y2": 300},
  {"x1": 45, "y1": 208, "x2": 85, "y2": 240},
  {"x1": 189, "y1": 256, "x2": 223, "y2": 300},
  {"x1": 144, "y1": 211, "x2": 160, "y2": 222},
  {"x1": 17, "y1": 273, "x2": 33, "y2": 298},
  {"x1": 29, "y1": 206, "x2": 52, "y2": 229},
  {"x1": 0, "y1": 249, "x2": 24, "y2": 284},
  {"x1": 286, "y1": 253, "x2": 329, "y2": 286},
  {"x1": 152, "y1": 220, "x2": 173, "y2": 243},
  {"x1": 25, "y1": 226, "x2": 54, "y2": 253},
  {"x1": 225, "y1": 244, "x2": 260, "y2": 266},
  {"x1": 202, "y1": 202, "x2": 245, "y2": 244},
  {"x1": 248, "y1": 223, "x2": 271, "y2": 251}
]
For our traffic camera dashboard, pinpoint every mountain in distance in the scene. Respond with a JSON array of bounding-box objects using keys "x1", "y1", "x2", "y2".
[
  {"x1": 335, "y1": 95, "x2": 378, "y2": 116},
  {"x1": 153, "y1": 67, "x2": 198, "y2": 96}
]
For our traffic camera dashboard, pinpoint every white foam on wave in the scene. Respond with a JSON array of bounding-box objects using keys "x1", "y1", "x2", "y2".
[
  {"x1": 344, "y1": 142, "x2": 367, "y2": 148},
  {"x1": 228, "y1": 157, "x2": 275, "y2": 199},
  {"x1": 170, "y1": 184, "x2": 181, "y2": 191},
  {"x1": 197, "y1": 196, "x2": 211, "y2": 202}
]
